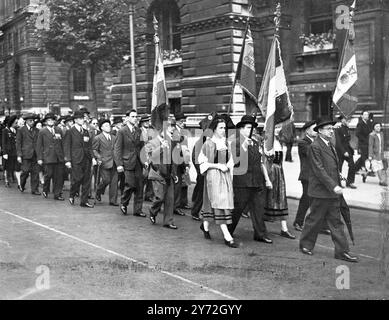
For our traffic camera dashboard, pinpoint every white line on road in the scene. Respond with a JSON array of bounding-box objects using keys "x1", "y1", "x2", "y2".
[{"x1": 0, "y1": 209, "x2": 238, "y2": 300}]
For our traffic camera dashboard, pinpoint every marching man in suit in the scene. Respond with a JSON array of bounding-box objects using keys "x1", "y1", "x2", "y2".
[
  {"x1": 16, "y1": 113, "x2": 41, "y2": 195},
  {"x1": 299, "y1": 117, "x2": 358, "y2": 262},
  {"x1": 36, "y1": 113, "x2": 65, "y2": 201},
  {"x1": 114, "y1": 109, "x2": 146, "y2": 216},
  {"x1": 64, "y1": 111, "x2": 94, "y2": 208},
  {"x1": 93, "y1": 119, "x2": 118, "y2": 206}
]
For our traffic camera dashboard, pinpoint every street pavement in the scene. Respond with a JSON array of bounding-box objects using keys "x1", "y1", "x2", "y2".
[{"x1": 0, "y1": 176, "x2": 387, "y2": 300}]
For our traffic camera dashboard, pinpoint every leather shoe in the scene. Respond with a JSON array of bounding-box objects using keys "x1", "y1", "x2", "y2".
[
  {"x1": 300, "y1": 247, "x2": 313, "y2": 255},
  {"x1": 280, "y1": 230, "x2": 296, "y2": 239},
  {"x1": 69, "y1": 197, "x2": 75, "y2": 205},
  {"x1": 293, "y1": 222, "x2": 303, "y2": 232},
  {"x1": 164, "y1": 224, "x2": 178, "y2": 230},
  {"x1": 95, "y1": 193, "x2": 101, "y2": 202},
  {"x1": 181, "y1": 204, "x2": 191, "y2": 210},
  {"x1": 54, "y1": 196, "x2": 65, "y2": 201},
  {"x1": 320, "y1": 229, "x2": 331, "y2": 235},
  {"x1": 120, "y1": 205, "x2": 127, "y2": 215},
  {"x1": 224, "y1": 239, "x2": 239, "y2": 248},
  {"x1": 174, "y1": 209, "x2": 185, "y2": 216},
  {"x1": 335, "y1": 252, "x2": 359, "y2": 263},
  {"x1": 109, "y1": 202, "x2": 119, "y2": 206},
  {"x1": 200, "y1": 223, "x2": 211, "y2": 240},
  {"x1": 149, "y1": 215, "x2": 156, "y2": 224},
  {"x1": 42, "y1": 191, "x2": 48, "y2": 198},
  {"x1": 18, "y1": 185, "x2": 25, "y2": 192},
  {"x1": 379, "y1": 182, "x2": 388, "y2": 187},
  {"x1": 31, "y1": 191, "x2": 41, "y2": 196},
  {"x1": 191, "y1": 215, "x2": 201, "y2": 221},
  {"x1": 254, "y1": 237, "x2": 273, "y2": 244},
  {"x1": 346, "y1": 183, "x2": 357, "y2": 189},
  {"x1": 134, "y1": 212, "x2": 147, "y2": 218},
  {"x1": 80, "y1": 202, "x2": 94, "y2": 208}
]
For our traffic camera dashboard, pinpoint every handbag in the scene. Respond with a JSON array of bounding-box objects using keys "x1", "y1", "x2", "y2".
[{"x1": 371, "y1": 159, "x2": 384, "y2": 172}]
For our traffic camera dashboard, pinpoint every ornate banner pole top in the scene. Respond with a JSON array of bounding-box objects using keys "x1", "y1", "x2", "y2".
[
  {"x1": 274, "y1": 2, "x2": 281, "y2": 36},
  {"x1": 349, "y1": 0, "x2": 356, "y2": 41},
  {"x1": 153, "y1": 14, "x2": 159, "y2": 44}
]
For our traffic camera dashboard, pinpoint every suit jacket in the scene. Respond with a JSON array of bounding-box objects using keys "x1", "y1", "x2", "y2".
[
  {"x1": 297, "y1": 136, "x2": 313, "y2": 181},
  {"x1": 63, "y1": 126, "x2": 93, "y2": 164},
  {"x1": 369, "y1": 132, "x2": 384, "y2": 161},
  {"x1": 308, "y1": 137, "x2": 342, "y2": 199},
  {"x1": 16, "y1": 125, "x2": 39, "y2": 159},
  {"x1": 2, "y1": 127, "x2": 17, "y2": 157},
  {"x1": 356, "y1": 119, "x2": 372, "y2": 149},
  {"x1": 146, "y1": 135, "x2": 177, "y2": 182},
  {"x1": 113, "y1": 125, "x2": 144, "y2": 170},
  {"x1": 36, "y1": 126, "x2": 64, "y2": 164},
  {"x1": 93, "y1": 132, "x2": 116, "y2": 169},
  {"x1": 231, "y1": 134, "x2": 265, "y2": 189},
  {"x1": 335, "y1": 124, "x2": 353, "y2": 158}
]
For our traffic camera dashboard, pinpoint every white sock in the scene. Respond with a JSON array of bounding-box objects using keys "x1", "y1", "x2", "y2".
[
  {"x1": 220, "y1": 224, "x2": 233, "y2": 242},
  {"x1": 281, "y1": 220, "x2": 288, "y2": 232},
  {"x1": 203, "y1": 221, "x2": 210, "y2": 232},
  {"x1": 15, "y1": 171, "x2": 21, "y2": 185}
]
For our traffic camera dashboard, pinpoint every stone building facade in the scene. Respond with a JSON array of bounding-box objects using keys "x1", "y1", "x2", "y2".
[{"x1": 0, "y1": 0, "x2": 110, "y2": 116}]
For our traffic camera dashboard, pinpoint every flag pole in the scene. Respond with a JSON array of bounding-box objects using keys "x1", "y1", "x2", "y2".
[{"x1": 227, "y1": 5, "x2": 252, "y2": 116}]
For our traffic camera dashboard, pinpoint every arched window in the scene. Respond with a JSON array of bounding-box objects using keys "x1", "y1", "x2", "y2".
[{"x1": 149, "y1": 0, "x2": 180, "y2": 52}]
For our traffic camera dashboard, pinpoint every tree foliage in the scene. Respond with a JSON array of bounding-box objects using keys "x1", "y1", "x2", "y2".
[{"x1": 32, "y1": 0, "x2": 132, "y2": 71}]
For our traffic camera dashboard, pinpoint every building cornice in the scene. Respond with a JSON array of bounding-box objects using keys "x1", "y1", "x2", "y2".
[
  {"x1": 0, "y1": 8, "x2": 31, "y2": 30},
  {"x1": 177, "y1": 14, "x2": 292, "y2": 35}
]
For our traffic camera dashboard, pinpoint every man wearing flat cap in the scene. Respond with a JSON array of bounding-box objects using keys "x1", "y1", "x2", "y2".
[
  {"x1": 16, "y1": 113, "x2": 41, "y2": 194},
  {"x1": 36, "y1": 113, "x2": 65, "y2": 200},
  {"x1": 64, "y1": 110, "x2": 94, "y2": 208},
  {"x1": 299, "y1": 117, "x2": 358, "y2": 262},
  {"x1": 334, "y1": 115, "x2": 357, "y2": 189}
]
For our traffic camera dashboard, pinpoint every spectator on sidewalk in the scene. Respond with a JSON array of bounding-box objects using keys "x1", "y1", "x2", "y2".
[
  {"x1": 335, "y1": 115, "x2": 357, "y2": 189},
  {"x1": 354, "y1": 111, "x2": 373, "y2": 183},
  {"x1": 368, "y1": 123, "x2": 387, "y2": 187},
  {"x1": 279, "y1": 117, "x2": 296, "y2": 162}
]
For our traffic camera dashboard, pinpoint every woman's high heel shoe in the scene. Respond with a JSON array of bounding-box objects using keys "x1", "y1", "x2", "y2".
[
  {"x1": 200, "y1": 223, "x2": 211, "y2": 240},
  {"x1": 224, "y1": 239, "x2": 239, "y2": 248}
]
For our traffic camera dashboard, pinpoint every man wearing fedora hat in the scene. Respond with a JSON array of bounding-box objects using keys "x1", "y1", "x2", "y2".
[
  {"x1": 228, "y1": 115, "x2": 273, "y2": 244},
  {"x1": 299, "y1": 117, "x2": 358, "y2": 262},
  {"x1": 64, "y1": 110, "x2": 94, "y2": 208},
  {"x1": 36, "y1": 113, "x2": 65, "y2": 200},
  {"x1": 16, "y1": 113, "x2": 41, "y2": 195}
]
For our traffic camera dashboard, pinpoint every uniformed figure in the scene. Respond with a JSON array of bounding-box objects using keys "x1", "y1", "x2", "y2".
[
  {"x1": 335, "y1": 115, "x2": 357, "y2": 189},
  {"x1": 16, "y1": 113, "x2": 41, "y2": 195},
  {"x1": 299, "y1": 117, "x2": 358, "y2": 262},
  {"x1": 36, "y1": 113, "x2": 65, "y2": 200},
  {"x1": 64, "y1": 111, "x2": 94, "y2": 208},
  {"x1": 93, "y1": 119, "x2": 118, "y2": 206}
]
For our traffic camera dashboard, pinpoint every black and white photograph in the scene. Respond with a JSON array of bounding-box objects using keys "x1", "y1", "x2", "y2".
[{"x1": 0, "y1": 0, "x2": 388, "y2": 305}]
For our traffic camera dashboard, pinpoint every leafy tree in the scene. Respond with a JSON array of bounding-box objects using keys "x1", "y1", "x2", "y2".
[{"x1": 31, "y1": 0, "x2": 134, "y2": 114}]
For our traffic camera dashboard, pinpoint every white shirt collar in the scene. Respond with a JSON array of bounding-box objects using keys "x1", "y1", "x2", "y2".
[
  {"x1": 320, "y1": 136, "x2": 330, "y2": 146},
  {"x1": 103, "y1": 132, "x2": 111, "y2": 139}
]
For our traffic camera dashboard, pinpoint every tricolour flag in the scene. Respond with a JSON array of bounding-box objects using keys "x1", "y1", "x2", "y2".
[
  {"x1": 332, "y1": 0, "x2": 358, "y2": 117},
  {"x1": 235, "y1": 25, "x2": 258, "y2": 113},
  {"x1": 151, "y1": 34, "x2": 167, "y2": 112},
  {"x1": 258, "y1": 37, "x2": 293, "y2": 155}
]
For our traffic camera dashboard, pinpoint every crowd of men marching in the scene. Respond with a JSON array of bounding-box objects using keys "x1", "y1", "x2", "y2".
[{"x1": 0, "y1": 107, "x2": 386, "y2": 263}]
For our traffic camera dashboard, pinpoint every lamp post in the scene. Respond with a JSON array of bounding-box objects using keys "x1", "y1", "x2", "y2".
[{"x1": 129, "y1": 3, "x2": 137, "y2": 111}]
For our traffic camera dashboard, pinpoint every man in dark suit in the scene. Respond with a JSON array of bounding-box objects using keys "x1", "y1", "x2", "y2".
[
  {"x1": 16, "y1": 113, "x2": 41, "y2": 195},
  {"x1": 63, "y1": 111, "x2": 94, "y2": 208},
  {"x1": 146, "y1": 119, "x2": 179, "y2": 229},
  {"x1": 228, "y1": 115, "x2": 272, "y2": 244},
  {"x1": 92, "y1": 119, "x2": 118, "y2": 206},
  {"x1": 2, "y1": 115, "x2": 18, "y2": 187},
  {"x1": 36, "y1": 113, "x2": 65, "y2": 200},
  {"x1": 354, "y1": 110, "x2": 372, "y2": 182},
  {"x1": 114, "y1": 109, "x2": 146, "y2": 216},
  {"x1": 335, "y1": 115, "x2": 357, "y2": 189},
  {"x1": 139, "y1": 114, "x2": 154, "y2": 202},
  {"x1": 293, "y1": 120, "x2": 317, "y2": 231},
  {"x1": 299, "y1": 117, "x2": 358, "y2": 262}
]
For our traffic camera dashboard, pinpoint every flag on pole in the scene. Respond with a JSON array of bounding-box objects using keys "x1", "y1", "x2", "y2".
[
  {"x1": 332, "y1": 0, "x2": 358, "y2": 117},
  {"x1": 235, "y1": 25, "x2": 258, "y2": 113},
  {"x1": 258, "y1": 37, "x2": 293, "y2": 155}
]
